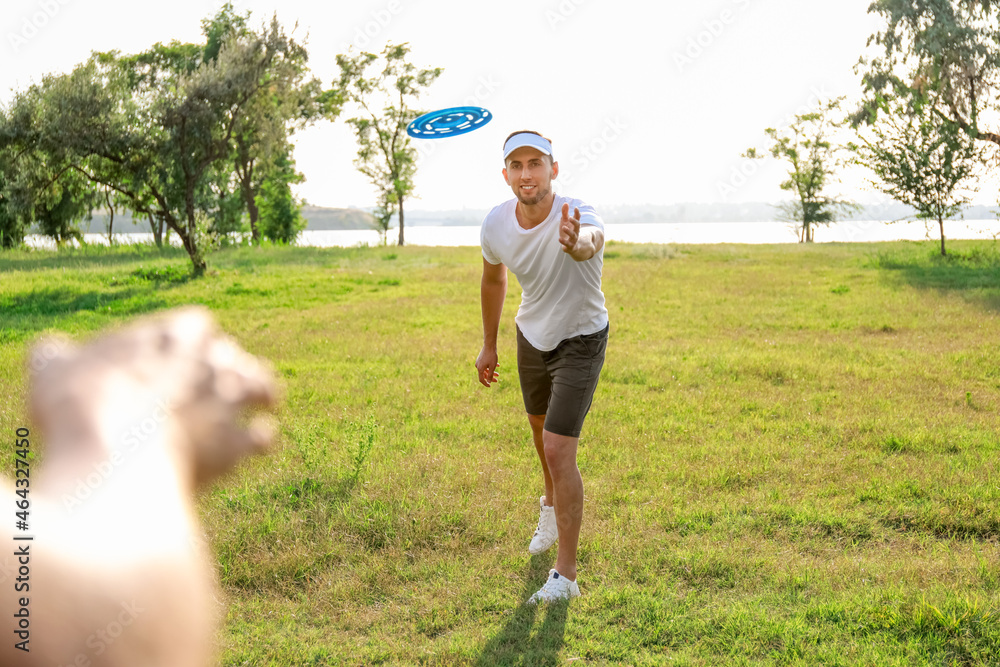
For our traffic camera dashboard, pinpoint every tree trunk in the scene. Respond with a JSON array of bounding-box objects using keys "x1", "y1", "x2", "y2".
[
  {"x1": 397, "y1": 195, "x2": 405, "y2": 246},
  {"x1": 105, "y1": 189, "x2": 115, "y2": 244},
  {"x1": 247, "y1": 190, "x2": 260, "y2": 244},
  {"x1": 162, "y1": 202, "x2": 206, "y2": 277},
  {"x1": 238, "y1": 160, "x2": 260, "y2": 244},
  {"x1": 939, "y1": 217, "x2": 946, "y2": 256},
  {"x1": 151, "y1": 214, "x2": 163, "y2": 248},
  {"x1": 182, "y1": 185, "x2": 206, "y2": 275},
  {"x1": 178, "y1": 228, "x2": 206, "y2": 276}
]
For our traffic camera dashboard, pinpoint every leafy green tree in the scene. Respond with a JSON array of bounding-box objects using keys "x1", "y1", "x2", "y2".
[
  {"x1": 0, "y1": 89, "x2": 98, "y2": 248},
  {"x1": 0, "y1": 164, "x2": 25, "y2": 249},
  {"x1": 33, "y1": 171, "x2": 96, "y2": 246},
  {"x1": 116, "y1": 31, "x2": 254, "y2": 247},
  {"x1": 371, "y1": 188, "x2": 398, "y2": 246},
  {"x1": 337, "y1": 43, "x2": 441, "y2": 246},
  {"x1": 746, "y1": 98, "x2": 857, "y2": 243},
  {"x1": 202, "y1": 2, "x2": 249, "y2": 62},
  {"x1": 199, "y1": 4, "x2": 339, "y2": 244},
  {"x1": 158, "y1": 33, "x2": 290, "y2": 271},
  {"x1": 232, "y1": 40, "x2": 336, "y2": 243},
  {"x1": 0, "y1": 203, "x2": 19, "y2": 249},
  {"x1": 0, "y1": 6, "x2": 329, "y2": 263},
  {"x1": 857, "y1": 0, "x2": 1000, "y2": 148},
  {"x1": 0, "y1": 145, "x2": 28, "y2": 248},
  {"x1": 0, "y1": 19, "x2": 299, "y2": 274},
  {"x1": 851, "y1": 96, "x2": 982, "y2": 256},
  {"x1": 1, "y1": 53, "x2": 182, "y2": 261},
  {"x1": 257, "y1": 149, "x2": 306, "y2": 244},
  {"x1": 100, "y1": 45, "x2": 195, "y2": 250}
]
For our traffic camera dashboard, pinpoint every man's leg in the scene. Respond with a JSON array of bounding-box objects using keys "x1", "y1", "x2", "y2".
[
  {"x1": 543, "y1": 430, "x2": 583, "y2": 581},
  {"x1": 536, "y1": 325, "x2": 607, "y2": 584},
  {"x1": 527, "y1": 413, "x2": 554, "y2": 505},
  {"x1": 518, "y1": 328, "x2": 560, "y2": 554}
]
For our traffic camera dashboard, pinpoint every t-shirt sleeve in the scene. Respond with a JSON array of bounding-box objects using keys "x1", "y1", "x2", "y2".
[
  {"x1": 480, "y1": 217, "x2": 502, "y2": 265},
  {"x1": 576, "y1": 200, "x2": 604, "y2": 232}
]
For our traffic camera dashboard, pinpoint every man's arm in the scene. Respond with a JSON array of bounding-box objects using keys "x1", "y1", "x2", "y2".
[
  {"x1": 559, "y1": 203, "x2": 605, "y2": 261},
  {"x1": 475, "y1": 257, "x2": 507, "y2": 388}
]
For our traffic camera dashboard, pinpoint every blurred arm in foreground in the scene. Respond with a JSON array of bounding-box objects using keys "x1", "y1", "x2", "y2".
[{"x1": 0, "y1": 307, "x2": 277, "y2": 667}]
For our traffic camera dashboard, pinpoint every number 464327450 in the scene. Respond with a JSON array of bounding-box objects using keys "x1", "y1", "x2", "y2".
[{"x1": 14, "y1": 428, "x2": 30, "y2": 507}]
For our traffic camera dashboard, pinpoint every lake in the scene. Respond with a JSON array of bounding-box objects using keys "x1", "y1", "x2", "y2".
[{"x1": 25, "y1": 219, "x2": 999, "y2": 249}]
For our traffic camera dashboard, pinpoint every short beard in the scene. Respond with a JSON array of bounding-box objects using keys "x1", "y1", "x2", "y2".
[{"x1": 515, "y1": 185, "x2": 550, "y2": 206}]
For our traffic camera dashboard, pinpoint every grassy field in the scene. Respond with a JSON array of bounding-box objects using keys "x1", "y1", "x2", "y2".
[{"x1": 2, "y1": 239, "x2": 1000, "y2": 665}]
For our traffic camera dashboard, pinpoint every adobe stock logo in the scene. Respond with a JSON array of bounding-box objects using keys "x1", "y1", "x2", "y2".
[
  {"x1": 57, "y1": 600, "x2": 146, "y2": 667},
  {"x1": 27, "y1": 336, "x2": 71, "y2": 377},
  {"x1": 673, "y1": 0, "x2": 752, "y2": 73},
  {"x1": 8, "y1": 0, "x2": 74, "y2": 53},
  {"x1": 60, "y1": 399, "x2": 174, "y2": 512},
  {"x1": 339, "y1": 0, "x2": 404, "y2": 53},
  {"x1": 545, "y1": 0, "x2": 590, "y2": 30},
  {"x1": 716, "y1": 84, "x2": 835, "y2": 201},
  {"x1": 558, "y1": 117, "x2": 628, "y2": 189}
]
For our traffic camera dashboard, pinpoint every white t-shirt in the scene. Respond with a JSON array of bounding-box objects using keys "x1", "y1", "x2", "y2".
[{"x1": 481, "y1": 194, "x2": 609, "y2": 352}]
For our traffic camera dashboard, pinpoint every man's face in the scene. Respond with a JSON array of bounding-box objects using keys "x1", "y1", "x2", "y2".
[{"x1": 503, "y1": 146, "x2": 558, "y2": 206}]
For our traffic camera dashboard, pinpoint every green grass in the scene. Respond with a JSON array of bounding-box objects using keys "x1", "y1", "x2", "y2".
[{"x1": 3, "y1": 239, "x2": 1000, "y2": 665}]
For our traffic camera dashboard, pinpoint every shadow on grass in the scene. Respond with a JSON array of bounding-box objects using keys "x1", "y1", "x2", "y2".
[
  {"x1": 474, "y1": 555, "x2": 570, "y2": 667},
  {"x1": 0, "y1": 244, "x2": 189, "y2": 273},
  {"x1": 0, "y1": 287, "x2": 168, "y2": 338},
  {"x1": 869, "y1": 242, "x2": 1000, "y2": 309}
]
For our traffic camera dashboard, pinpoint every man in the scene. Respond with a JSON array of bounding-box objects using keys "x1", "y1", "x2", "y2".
[{"x1": 475, "y1": 130, "x2": 609, "y2": 604}]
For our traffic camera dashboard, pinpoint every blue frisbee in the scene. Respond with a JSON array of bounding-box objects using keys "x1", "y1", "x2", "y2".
[{"x1": 407, "y1": 106, "x2": 492, "y2": 139}]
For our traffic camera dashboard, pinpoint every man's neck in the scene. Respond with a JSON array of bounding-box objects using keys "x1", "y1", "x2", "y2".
[{"x1": 515, "y1": 193, "x2": 556, "y2": 229}]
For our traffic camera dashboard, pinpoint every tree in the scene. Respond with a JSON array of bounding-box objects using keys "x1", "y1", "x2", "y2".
[
  {"x1": 159, "y1": 33, "x2": 293, "y2": 271},
  {"x1": 33, "y1": 172, "x2": 95, "y2": 246},
  {"x1": 0, "y1": 159, "x2": 26, "y2": 249},
  {"x1": 746, "y1": 98, "x2": 857, "y2": 243},
  {"x1": 857, "y1": 0, "x2": 1000, "y2": 149},
  {"x1": 0, "y1": 199, "x2": 20, "y2": 249},
  {"x1": 0, "y1": 146, "x2": 33, "y2": 249},
  {"x1": 257, "y1": 149, "x2": 306, "y2": 244},
  {"x1": 0, "y1": 6, "x2": 325, "y2": 271},
  {"x1": 371, "y1": 187, "x2": 397, "y2": 246},
  {"x1": 852, "y1": 96, "x2": 982, "y2": 255},
  {"x1": 0, "y1": 21, "x2": 298, "y2": 274},
  {"x1": 123, "y1": 8, "x2": 328, "y2": 248},
  {"x1": 232, "y1": 38, "x2": 336, "y2": 244},
  {"x1": 337, "y1": 43, "x2": 441, "y2": 246},
  {"x1": 0, "y1": 90, "x2": 98, "y2": 248},
  {"x1": 197, "y1": 5, "x2": 340, "y2": 245}
]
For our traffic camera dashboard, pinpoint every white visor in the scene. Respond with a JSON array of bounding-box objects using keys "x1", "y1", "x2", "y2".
[{"x1": 503, "y1": 133, "x2": 553, "y2": 161}]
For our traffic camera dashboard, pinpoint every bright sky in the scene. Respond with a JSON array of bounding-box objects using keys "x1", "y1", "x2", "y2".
[{"x1": 4, "y1": 0, "x2": 992, "y2": 212}]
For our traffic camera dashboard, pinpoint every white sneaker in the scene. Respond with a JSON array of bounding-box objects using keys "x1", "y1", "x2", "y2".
[
  {"x1": 528, "y1": 496, "x2": 558, "y2": 555},
  {"x1": 527, "y1": 569, "x2": 581, "y2": 604}
]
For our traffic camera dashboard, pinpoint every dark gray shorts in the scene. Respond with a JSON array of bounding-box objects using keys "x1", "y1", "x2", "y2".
[{"x1": 516, "y1": 323, "x2": 608, "y2": 438}]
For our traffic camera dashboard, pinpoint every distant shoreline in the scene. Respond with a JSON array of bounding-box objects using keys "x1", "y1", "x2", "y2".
[
  {"x1": 26, "y1": 219, "x2": 1000, "y2": 250},
  {"x1": 47, "y1": 202, "x2": 1000, "y2": 236}
]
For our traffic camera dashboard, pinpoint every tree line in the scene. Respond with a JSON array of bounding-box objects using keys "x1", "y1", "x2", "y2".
[
  {"x1": 0, "y1": 4, "x2": 440, "y2": 274},
  {"x1": 747, "y1": 0, "x2": 999, "y2": 254}
]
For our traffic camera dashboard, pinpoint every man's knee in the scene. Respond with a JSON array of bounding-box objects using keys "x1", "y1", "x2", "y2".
[{"x1": 542, "y1": 430, "x2": 578, "y2": 470}]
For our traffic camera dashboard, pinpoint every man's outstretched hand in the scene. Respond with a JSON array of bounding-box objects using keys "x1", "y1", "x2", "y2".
[
  {"x1": 558, "y1": 203, "x2": 602, "y2": 261},
  {"x1": 558, "y1": 203, "x2": 581, "y2": 254}
]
